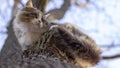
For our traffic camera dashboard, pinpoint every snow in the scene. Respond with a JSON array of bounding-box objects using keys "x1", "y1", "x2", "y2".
[{"x1": 0, "y1": 0, "x2": 120, "y2": 68}]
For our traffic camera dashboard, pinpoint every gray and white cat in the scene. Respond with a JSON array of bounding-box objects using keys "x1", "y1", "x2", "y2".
[{"x1": 13, "y1": 0, "x2": 50, "y2": 51}]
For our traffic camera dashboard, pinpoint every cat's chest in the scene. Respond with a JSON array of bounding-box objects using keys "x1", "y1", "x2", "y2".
[
  {"x1": 17, "y1": 33, "x2": 40, "y2": 45},
  {"x1": 13, "y1": 20, "x2": 28, "y2": 32}
]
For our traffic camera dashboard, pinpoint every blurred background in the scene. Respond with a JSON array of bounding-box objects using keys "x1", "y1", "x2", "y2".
[{"x1": 0, "y1": 0, "x2": 120, "y2": 68}]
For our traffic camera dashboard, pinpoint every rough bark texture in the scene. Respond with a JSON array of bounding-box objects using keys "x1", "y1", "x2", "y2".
[{"x1": 0, "y1": 19, "x2": 22, "y2": 68}]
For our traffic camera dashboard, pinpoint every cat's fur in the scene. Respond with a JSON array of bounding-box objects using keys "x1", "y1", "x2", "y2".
[
  {"x1": 13, "y1": 1, "x2": 50, "y2": 51},
  {"x1": 64, "y1": 23, "x2": 101, "y2": 67},
  {"x1": 13, "y1": 0, "x2": 101, "y2": 68}
]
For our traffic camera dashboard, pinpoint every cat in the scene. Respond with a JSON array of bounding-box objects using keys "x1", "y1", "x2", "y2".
[
  {"x1": 13, "y1": 0, "x2": 101, "y2": 68},
  {"x1": 13, "y1": 0, "x2": 51, "y2": 51}
]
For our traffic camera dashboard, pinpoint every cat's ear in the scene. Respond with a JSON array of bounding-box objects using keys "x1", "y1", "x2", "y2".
[
  {"x1": 25, "y1": 0, "x2": 33, "y2": 8},
  {"x1": 43, "y1": 13, "x2": 50, "y2": 20}
]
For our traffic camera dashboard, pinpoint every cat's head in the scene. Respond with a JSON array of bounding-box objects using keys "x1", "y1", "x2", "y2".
[{"x1": 15, "y1": 0, "x2": 50, "y2": 32}]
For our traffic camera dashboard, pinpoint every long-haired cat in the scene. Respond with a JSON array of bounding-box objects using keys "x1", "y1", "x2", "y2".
[
  {"x1": 13, "y1": 0, "x2": 101, "y2": 68},
  {"x1": 13, "y1": 0, "x2": 50, "y2": 51}
]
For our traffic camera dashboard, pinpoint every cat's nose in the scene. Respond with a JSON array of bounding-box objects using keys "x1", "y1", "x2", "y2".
[
  {"x1": 38, "y1": 20, "x2": 42, "y2": 23},
  {"x1": 38, "y1": 20, "x2": 41, "y2": 23},
  {"x1": 35, "y1": 19, "x2": 41, "y2": 24}
]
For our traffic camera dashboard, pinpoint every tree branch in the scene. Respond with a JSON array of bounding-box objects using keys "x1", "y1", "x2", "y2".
[
  {"x1": 32, "y1": 0, "x2": 49, "y2": 13},
  {"x1": 102, "y1": 54, "x2": 120, "y2": 60},
  {"x1": 46, "y1": 0, "x2": 71, "y2": 22}
]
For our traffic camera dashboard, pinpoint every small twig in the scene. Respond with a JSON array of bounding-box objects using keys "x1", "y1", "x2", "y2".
[
  {"x1": 102, "y1": 54, "x2": 120, "y2": 60},
  {"x1": 19, "y1": 0, "x2": 24, "y2": 7},
  {"x1": 100, "y1": 44, "x2": 120, "y2": 48},
  {"x1": 71, "y1": 0, "x2": 90, "y2": 8}
]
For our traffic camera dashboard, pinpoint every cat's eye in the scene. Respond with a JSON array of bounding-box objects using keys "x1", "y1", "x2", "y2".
[
  {"x1": 30, "y1": 13, "x2": 39, "y2": 18},
  {"x1": 34, "y1": 15, "x2": 39, "y2": 18},
  {"x1": 24, "y1": 14, "x2": 30, "y2": 16},
  {"x1": 24, "y1": 13, "x2": 37, "y2": 18}
]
